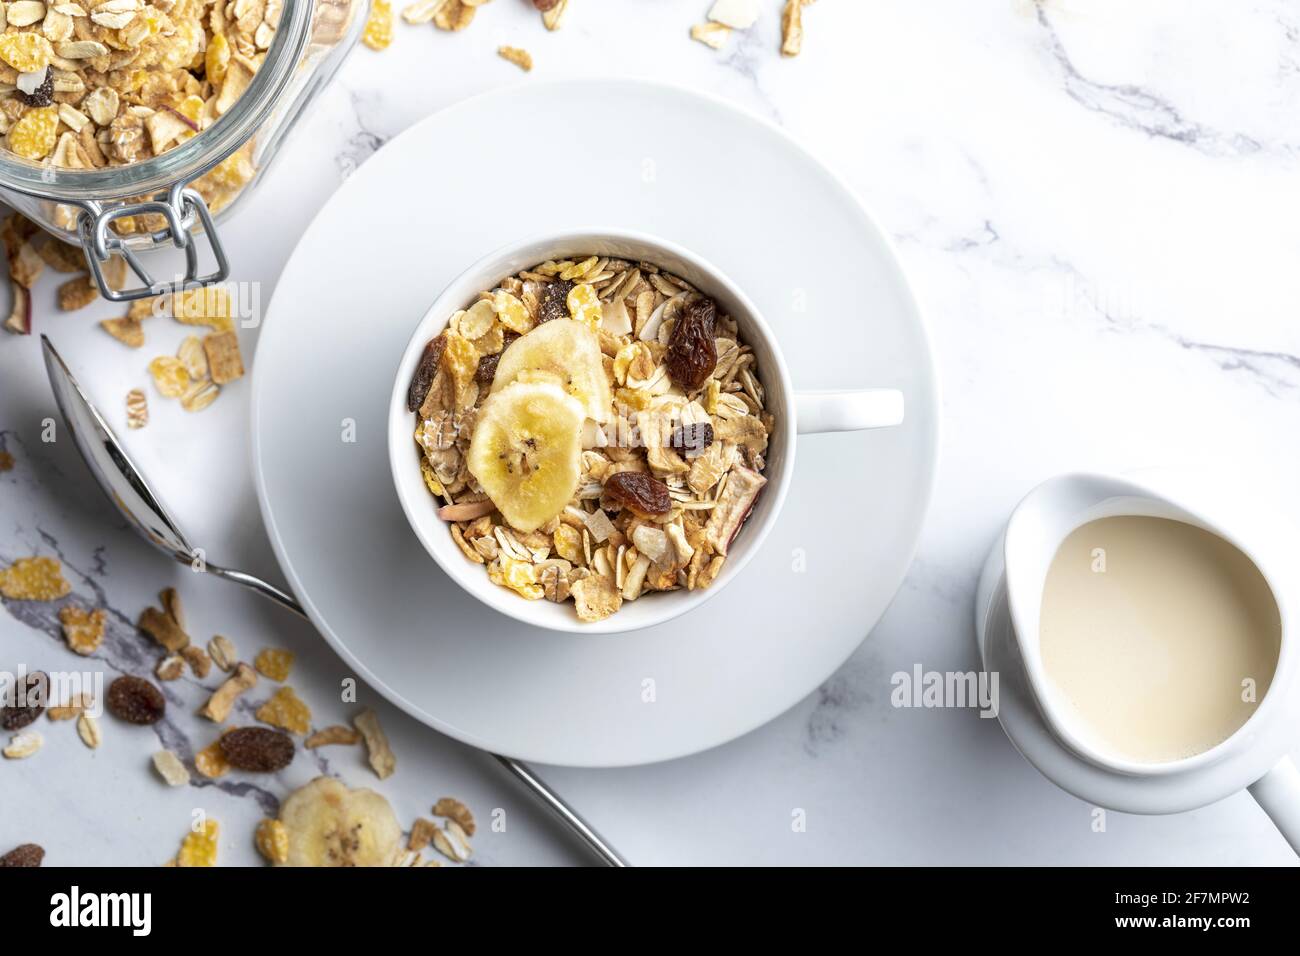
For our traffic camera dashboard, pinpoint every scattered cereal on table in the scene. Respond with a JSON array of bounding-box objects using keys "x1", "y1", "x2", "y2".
[
  {"x1": 175, "y1": 819, "x2": 219, "y2": 868},
  {"x1": 199, "y1": 663, "x2": 258, "y2": 723},
  {"x1": 253, "y1": 647, "x2": 294, "y2": 682},
  {"x1": 255, "y1": 686, "x2": 311, "y2": 735},
  {"x1": 498, "y1": 45, "x2": 533, "y2": 71},
  {"x1": 353, "y1": 708, "x2": 396, "y2": 779},
  {"x1": 433, "y1": 797, "x2": 476, "y2": 836},
  {"x1": 126, "y1": 389, "x2": 149, "y2": 430},
  {"x1": 0, "y1": 556, "x2": 71, "y2": 601},
  {"x1": 204, "y1": 331, "x2": 244, "y2": 384},
  {"x1": 152, "y1": 750, "x2": 190, "y2": 787},
  {"x1": 101, "y1": 317, "x2": 145, "y2": 349},
  {"x1": 255, "y1": 818, "x2": 289, "y2": 864},
  {"x1": 434, "y1": 0, "x2": 475, "y2": 31},
  {"x1": 690, "y1": 22, "x2": 730, "y2": 49},
  {"x1": 59, "y1": 605, "x2": 105, "y2": 656},
  {"x1": 363, "y1": 0, "x2": 394, "y2": 50},
  {"x1": 75, "y1": 713, "x2": 101, "y2": 749},
  {"x1": 194, "y1": 739, "x2": 231, "y2": 779},
  {"x1": 304, "y1": 725, "x2": 360, "y2": 749}
]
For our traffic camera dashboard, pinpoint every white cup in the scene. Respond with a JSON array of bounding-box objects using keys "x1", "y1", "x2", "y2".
[
  {"x1": 1000, "y1": 472, "x2": 1300, "y2": 852},
  {"x1": 388, "y1": 228, "x2": 905, "y2": 634}
]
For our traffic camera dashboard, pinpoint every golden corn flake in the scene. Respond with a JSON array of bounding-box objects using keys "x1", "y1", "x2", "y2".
[
  {"x1": 194, "y1": 739, "x2": 231, "y2": 779},
  {"x1": 206, "y1": 33, "x2": 230, "y2": 87},
  {"x1": 7, "y1": 106, "x2": 59, "y2": 161},
  {"x1": 0, "y1": 556, "x2": 72, "y2": 601},
  {"x1": 101, "y1": 317, "x2": 145, "y2": 348},
  {"x1": 560, "y1": 256, "x2": 598, "y2": 281},
  {"x1": 176, "y1": 819, "x2": 219, "y2": 867},
  {"x1": 149, "y1": 356, "x2": 190, "y2": 398},
  {"x1": 172, "y1": 286, "x2": 233, "y2": 331},
  {"x1": 59, "y1": 605, "x2": 106, "y2": 656},
  {"x1": 420, "y1": 458, "x2": 446, "y2": 499},
  {"x1": 198, "y1": 147, "x2": 255, "y2": 197},
  {"x1": 253, "y1": 647, "x2": 294, "y2": 682},
  {"x1": 255, "y1": 818, "x2": 288, "y2": 864},
  {"x1": 488, "y1": 555, "x2": 543, "y2": 601},
  {"x1": 363, "y1": 0, "x2": 394, "y2": 50},
  {"x1": 0, "y1": 32, "x2": 53, "y2": 73},
  {"x1": 492, "y1": 290, "x2": 534, "y2": 334},
  {"x1": 255, "y1": 686, "x2": 311, "y2": 735},
  {"x1": 567, "y1": 283, "x2": 602, "y2": 331},
  {"x1": 553, "y1": 524, "x2": 583, "y2": 564},
  {"x1": 441, "y1": 332, "x2": 479, "y2": 408}
]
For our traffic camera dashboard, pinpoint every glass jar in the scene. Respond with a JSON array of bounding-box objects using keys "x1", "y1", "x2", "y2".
[{"x1": 0, "y1": 0, "x2": 365, "y2": 301}]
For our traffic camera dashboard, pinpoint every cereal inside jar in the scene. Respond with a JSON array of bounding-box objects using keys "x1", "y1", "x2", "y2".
[
  {"x1": 408, "y1": 255, "x2": 774, "y2": 624},
  {"x1": 0, "y1": 0, "x2": 290, "y2": 234}
]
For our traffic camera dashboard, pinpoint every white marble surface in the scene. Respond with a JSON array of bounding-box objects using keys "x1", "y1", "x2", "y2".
[{"x1": 4, "y1": 0, "x2": 1300, "y2": 865}]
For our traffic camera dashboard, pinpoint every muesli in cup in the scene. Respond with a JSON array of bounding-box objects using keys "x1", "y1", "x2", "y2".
[{"x1": 407, "y1": 255, "x2": 774, "y2": 623}]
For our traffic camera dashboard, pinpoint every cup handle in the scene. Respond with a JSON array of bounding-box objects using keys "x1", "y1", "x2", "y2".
[
  {"x1": 1248, "y1": 754, "x2": 1300, "y2": 855},
  {"x1": 796, "y1": 389, "x2": 905, "y2": 435}
]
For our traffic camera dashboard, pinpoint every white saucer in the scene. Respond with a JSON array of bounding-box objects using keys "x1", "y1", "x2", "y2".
[
  {"x1": 251, "y1": 79, "x2": 939, "y2": 767},
  {"x1": 976, "y1": 534, "x2": 1290, "y2": 815}
]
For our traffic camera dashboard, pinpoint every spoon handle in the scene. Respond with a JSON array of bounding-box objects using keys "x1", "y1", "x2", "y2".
[
  {"x1": 207, "y1": 563, "x2": 628, "y2": 867},
  {"x1": 492, "y1": 754, "x2": 629, "y2": 867},
  {"x1": 209, "y1": 565, "x2": 306, "y2": 617}
]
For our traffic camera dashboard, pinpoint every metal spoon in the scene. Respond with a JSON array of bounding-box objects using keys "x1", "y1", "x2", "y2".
[{"x1": 41, "y1": 334, "x2": 627, "y2": 868}]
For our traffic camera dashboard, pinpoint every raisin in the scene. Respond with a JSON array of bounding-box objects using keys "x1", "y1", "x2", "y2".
[
  {"x1": 106, "y1": 675, "x2": 166, "y2": 725},
  {"x1": 532, "y1": 0, "x2": 561, "y2": 10},
  {"x1": 537, "y1": 279, "x2": 573, "y2": 324},
  {"x1": 219, "y1": 726, "x2": 295, "y2": 772},
  {"x1": 604, "y1": 471, "x2": 672, "y2": 517},
  {"x1": 475, "y1": 351, "x2": 500, "y2": 384},
  {"x1": 670, "y1": 421, "x2": 714, "y2": 457},
  {"x1": 406, "y1": 333, "x2": 447, "y2": 412},
  {"x1": 1, "y1": 671, "x2": 48, "y2": 731},
  {"x1": 664, "y1": 297, "x2": 718, "y2": 391},
  {"x1": 0, "y1": 843, "x2": 44, "y2": 867},
  {"x1": 17, "y1": 71, "x2": 53, "y2": 109}
]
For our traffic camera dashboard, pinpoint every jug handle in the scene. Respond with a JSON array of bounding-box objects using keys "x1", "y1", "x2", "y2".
[{"x1": 1248, "y1": 754, "x2": 1300, "y2": 855}]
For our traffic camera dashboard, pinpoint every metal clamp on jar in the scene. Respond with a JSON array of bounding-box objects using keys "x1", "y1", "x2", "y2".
[{"x1": 0, "y1": 0, "x2": 364, "y2": 302}]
